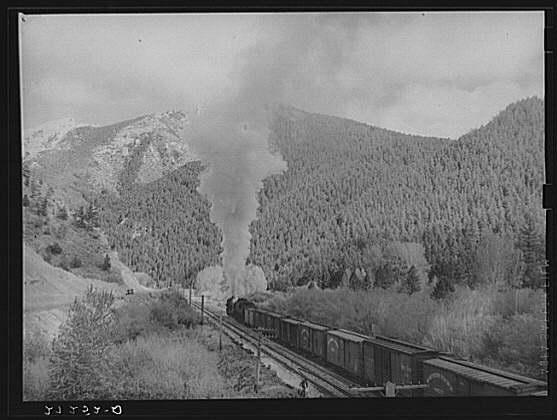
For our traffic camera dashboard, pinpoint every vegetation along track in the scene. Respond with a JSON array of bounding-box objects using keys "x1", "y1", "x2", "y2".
[{"x1": 189, "y1": 299, "x2": 375, "y2": 398}]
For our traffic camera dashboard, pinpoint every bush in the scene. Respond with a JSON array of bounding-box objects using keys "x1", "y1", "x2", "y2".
[
  {"x1": 150, "y1": 301, "x2": 179, "y2": 329},
  {"x1": 155, "y1": 290, "x2": 201, "y2": 328},
  {"x1": 47, "y1": 286, "x2": 117, "y2": 400},
  {"x1": 70, "y1": 256, "x2": 82, "y2": 268},
  {"x1": 104, "y1": 270, "x2": 123, "y2": 284},
  {"x1": 110, "y1": 330, "x2": 227, "y2": 399},
  {"x1": 46, "y1": 243, "x2": 62, "y2": 255},
  {"x1": 113, "y1": 299, "x2": 153, "y2": 343},
  {"x1": 58, "y1": 257, "x2": 70, "y2": 271},
  {"x1": 481, "y1": 313, "x2": 547, "y2": 379},
  {"x1": 24, "y1": 331, "x2": 51, "y2": 363},
  {"x1": 102, "y1": 254, "x2": 111, "y2": 271}
]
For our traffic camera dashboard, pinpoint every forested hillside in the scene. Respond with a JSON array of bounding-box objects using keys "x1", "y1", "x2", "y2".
[
  {"x1": 94, "y1": 97, "x2": 546, "y2": 294},
  {"x1": 94, "y1": 162, "x2": 222, "y2": 285}
]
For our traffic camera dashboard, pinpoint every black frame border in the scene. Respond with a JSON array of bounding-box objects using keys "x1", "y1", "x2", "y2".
[{"x1": 5, "y1": 2, "x2": 556, "y2": 419}]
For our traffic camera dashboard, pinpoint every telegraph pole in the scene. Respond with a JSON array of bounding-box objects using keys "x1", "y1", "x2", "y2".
[
  {"x1": 189, "y1": 277, "x2": 193, "y2": 306},
  {"x1": 254, "y1": 329, "x2": 262, "y2": 393},
  {"x1": 201, "y1": 295, "x2": 205, "y2": 325},
  {"x1": 219, "y1": 313, "x2": 223, "y2": 351}
]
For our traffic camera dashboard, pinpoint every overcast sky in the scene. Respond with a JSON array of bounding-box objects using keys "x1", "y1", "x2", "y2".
[{"x1": 19, "y1": 12, "x2": 543, "y2": 139}]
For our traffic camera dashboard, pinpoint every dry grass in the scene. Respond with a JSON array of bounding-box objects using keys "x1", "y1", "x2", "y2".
[
  {"x1": 23, "y1": 329, "x2": 52, "y2": 401},
  {"x1": 23, "y1": 358, "x2": 50, "y2": 401},
  {"x1": 113, "y1": 329, "x2": 228, "y2": 399}
]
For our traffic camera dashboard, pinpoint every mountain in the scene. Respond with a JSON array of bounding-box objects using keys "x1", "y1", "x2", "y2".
[
  {"x1": 23, "y1": 110, "x2": 198, "y2": 207},
  {"x1": 83, "y1": 97, "x2": 545, "y2": 290},
  {"x1": 22, "y1": 98, "x2": 545, "y2": 291},
  {"x1": 251, "y1": 97, "x2": 544, "y2": 289}
]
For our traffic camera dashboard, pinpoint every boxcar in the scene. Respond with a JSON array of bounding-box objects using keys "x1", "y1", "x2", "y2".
[
  {"x1": 253, "y1": 308, "x2": 266, "y2": 329},
  {"x1": 245, "y1": 307, "x2": 255, "y2": 328},
  {"x1": 279, "y1": 318, "x2": 300, "y2": 349},
  {"x1": 422, "y1": 357, "x2": 547, "y2": 397},
  {"x1": 310, "y1": 323, "x2": 330, "y2": 360},
  {"x1": 326, "y1": 329, "x2": 367, "y2": 377},
  {"x1": 297, "y1": 321, "x2": 329, "y2": 356},
  {"x1": 243, "y1": 306, "x2": 250, "y2": 325},
  {"x1": 364, "y1": 335, "x2": 438, "y2": 393},
  {"x1": 260, "y1": 309, "x2": 283, "y2": 337}
]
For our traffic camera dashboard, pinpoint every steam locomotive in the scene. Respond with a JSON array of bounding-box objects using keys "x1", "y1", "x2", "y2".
[{"x1": 226, "y1": 297, "x2": 547, "y2": 397}]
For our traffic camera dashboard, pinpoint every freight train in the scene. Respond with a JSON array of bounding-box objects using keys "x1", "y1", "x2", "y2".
[{"x1": 226, "y1": 297, "x2": 547, "y2": 397}]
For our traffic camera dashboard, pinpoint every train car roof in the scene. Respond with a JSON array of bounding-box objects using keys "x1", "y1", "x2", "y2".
[
  {"x1": 436, "y1": 356, "x2": 547, "y2": 386},
  {"x1": 281, "y1": 317, "x2": 302, "y2": 325},
  {"x1": 424, "y1": 358, "x2": 547, "y2": 391},
  {"x1": 327, "y1": 329, "x2": 368, "y2": 342},
  {"x1": 531, "y1": 390, "x2": 548, "y2": 396},
  {"x1": 299, "y1": 321, "x2": 330, "y2": 331},
  {"x1": 368, "y1": 335, "x2": 437, "y2": 355},
  {"x1": 254, "y1": 308, "x2": 285, "y2": 317}
]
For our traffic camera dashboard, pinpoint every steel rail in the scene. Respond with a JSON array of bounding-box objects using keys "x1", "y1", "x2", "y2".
[{"x1": 191, "y1": 301, "x2": 372, "y2": 398}]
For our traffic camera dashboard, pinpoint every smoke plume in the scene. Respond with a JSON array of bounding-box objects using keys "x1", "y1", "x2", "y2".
[{"x1": 183, "y1": 15, "x2": 365, "y2": 296}]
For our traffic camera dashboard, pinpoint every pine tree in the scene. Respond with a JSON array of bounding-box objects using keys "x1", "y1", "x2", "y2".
[
  {"x1": 400, "y1": 265, "x2": 421, "y2": 295},
  {"x1": 56, "y1": 206, "x2": 68, "y2": 220},
  {"x1": 102, "y1": 254, "x2": 111, "y2": 271},
  {"x1": 38, "y1": 197, "x2": 48, "y2": 217},
  {"x1": 74, "y1": 206, "x2": 87, "y2": 229},
  {"x1": 517, "y1": 215, "x2": 546, "y2": 288},
  {"x1": 431, "y1": 276, "x2": 455, "y2": 300},
  {"x1": 48, "y1": 286, "x2": 116, "y2": 399}
]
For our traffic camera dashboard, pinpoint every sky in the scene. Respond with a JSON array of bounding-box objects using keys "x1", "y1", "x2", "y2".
[{"x1": 19, "y1": 11, "x2": 544, "y2": 139}]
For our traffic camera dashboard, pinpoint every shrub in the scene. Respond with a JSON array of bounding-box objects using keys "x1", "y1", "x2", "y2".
[
  {"x1": 23, "y1": 358, "x2": 50, "y2": 401},
  {"x1": 47, "y1": 286, "x2": 118, "y2": 400},
  {"x1": 24, "y1": 331, "x2": 51, "y2": 363},
  {"x1": 58, "y1": 257, "x2": 70, "y2": 271},
  {"x1": 150, "y1": 301, "x2": 179, "y2": 329},
  {"x1": 70, "y1": 256, "x2": 82, "y2": 268},
  {"x1": 155, "y1": 290, "x2": 201, "y2": 328},
  {"x1": 113, "y1": 299, "x2": 153, "y2": 343},
  {"x1": 104, "y1": 270, "x2": 123, "y2": 284},
  {"x1": 482, "y1": 313, "x2": 547, "y2": 379},
  {"x1": 56, "y1": 206, "x2": 68, "y2": 220},
  {"x1": 102, "y1": 254, "x2": 111, "y2": 271},
  {"x1": 46, "y1": 243, "x2": 62, "y2": 255},
  {"x1": 110, "y1": 330, "x2": 227, "y2": 399}
]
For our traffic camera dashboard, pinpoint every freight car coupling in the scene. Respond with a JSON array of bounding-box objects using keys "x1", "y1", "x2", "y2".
[{"x1": 350, "y1": 382, "x2": 428, "y2": 398}]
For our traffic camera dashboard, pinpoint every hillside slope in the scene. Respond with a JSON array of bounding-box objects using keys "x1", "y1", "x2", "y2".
[{"x1": 23, "y1": 245, "x2": 123, "y2": 339}]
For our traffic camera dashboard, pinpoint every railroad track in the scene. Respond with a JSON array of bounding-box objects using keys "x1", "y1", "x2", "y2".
[{"x1": 190, "y1": 300, "x2": 374, "y2": 398}]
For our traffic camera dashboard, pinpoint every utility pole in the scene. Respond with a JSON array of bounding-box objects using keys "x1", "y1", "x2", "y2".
[
  {"x1": 189, "y1": 277, "x2": 193, "y2": 306},
  {"x1": 254, "y1": 329, "x2": 262, "y2": 393},
  {"x1": 219, "y1": 313, "x2": 223, "y2": 352},
  {"x1": 201, "y1": 295, "x2": 205, "y2": 325}
]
